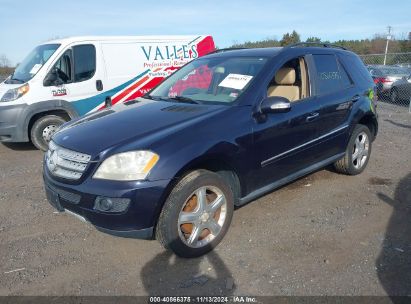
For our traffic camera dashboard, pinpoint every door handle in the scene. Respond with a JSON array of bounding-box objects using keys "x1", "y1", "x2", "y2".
[
  {"x1": 306, "y1": 112, "x2": 320, "y2": 122},
  {"x1": 96, "y1": 80, "x2": 103, "y2": 91},
  {"x1": 350, "y1": 95, "x2": 360, "y2": 103}
]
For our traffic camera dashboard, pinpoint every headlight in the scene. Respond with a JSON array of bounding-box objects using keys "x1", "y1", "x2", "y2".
[
  {"x1": 93, "y1": 151, "x2": 159, "y2": 181},
  {"x1": 1, "y1": 83, "x2": 29, "y2": 102}
]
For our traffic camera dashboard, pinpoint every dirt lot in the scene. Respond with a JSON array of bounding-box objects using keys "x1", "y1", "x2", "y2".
[{"x1": 0, "y1": 102, "x2": 410, "y2": 296}]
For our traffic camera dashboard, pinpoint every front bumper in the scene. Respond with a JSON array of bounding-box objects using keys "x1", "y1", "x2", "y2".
[
  {"x1": 43, "y1": 163, "x2": 172, "y2": 239},
  {"x1": 0, "y1": 103, "x2": 28, "y2": 142}
]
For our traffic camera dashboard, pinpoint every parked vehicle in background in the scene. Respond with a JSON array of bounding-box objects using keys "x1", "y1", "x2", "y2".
[
  {"x1": 367, "y1": 65, "x2": 410, "y2": 99},
  {"x1": 390, "y1": 74, "x2": 411, "y2": 104},
  {"x1": 0, "y1": 35, "x2": 215, "y2": 150},
  {"x1": 43, "y1": 43, "x2": 378, "y2": 258},
  {"x1": 394, "y1": 63, "x2": 411, "y2": 71}
]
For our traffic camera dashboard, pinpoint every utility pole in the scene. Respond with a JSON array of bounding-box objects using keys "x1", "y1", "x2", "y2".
[{"x1": 383, "y1": 26, "x2": 392, "y2": 65}]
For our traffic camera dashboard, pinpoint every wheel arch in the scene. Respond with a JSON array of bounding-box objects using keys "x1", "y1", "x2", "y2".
[
  {"x1": 152, "y1": 154, "x2": 244, "y2": 232},
  {"x1": 176, "y1": 157, "x2": 243, "y2": 204},
  {"x1": 23, "y1": 100, "x2": 79, "y2": 141},
  {"x1": 357, "y1": 113, "x2": 378, "y2": 140}
]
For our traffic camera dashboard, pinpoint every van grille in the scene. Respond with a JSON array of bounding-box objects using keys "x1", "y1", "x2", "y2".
[{"x1": 46, "y1": 141, "x2": 91, "y2": 180}]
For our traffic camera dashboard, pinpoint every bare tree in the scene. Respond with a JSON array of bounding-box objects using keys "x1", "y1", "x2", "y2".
[{"x1": 0, "y1": 54, "x2": 11, "y2": 68}]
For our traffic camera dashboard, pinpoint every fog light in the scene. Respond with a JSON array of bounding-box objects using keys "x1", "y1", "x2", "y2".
[
  {"x1": 94, "y1": 196, "x2": 130, "y2": 213},
  {"x1": 100, "y1": 198, "x2": 113, "y2": 211}
]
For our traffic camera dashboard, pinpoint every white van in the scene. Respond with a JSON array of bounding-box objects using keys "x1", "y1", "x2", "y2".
[{"x1": 0, "y1": 35, "x2": 215, "y2": 150}]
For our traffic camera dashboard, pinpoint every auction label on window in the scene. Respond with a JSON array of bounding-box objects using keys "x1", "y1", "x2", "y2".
[
  {"x1": 218, "y1": 73, "x2": 253, "y2": 90},
  {"x1": 29, "y1": 64, "x2": 42, "y2": 75}
]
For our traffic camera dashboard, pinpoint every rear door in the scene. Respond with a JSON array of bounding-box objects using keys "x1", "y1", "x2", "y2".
[{"x1": 311, "y1": 53, "x2": 356, "y2": 158}]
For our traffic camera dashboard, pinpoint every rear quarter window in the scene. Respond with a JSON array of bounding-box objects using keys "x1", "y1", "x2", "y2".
[{"x1": 339, "y1": 53, "x2": 374, "y2": 86}]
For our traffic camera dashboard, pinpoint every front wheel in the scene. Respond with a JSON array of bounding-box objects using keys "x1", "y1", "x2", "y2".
[
  {"x1": 30, "y1": 115, "x2": 67, "y2": 151},
  {"x1": 156, "y1": 170, "x2": 234, "y2": 258},
  {"x1": 334, "y1": 124, "x2": 372, "y2": 175}
]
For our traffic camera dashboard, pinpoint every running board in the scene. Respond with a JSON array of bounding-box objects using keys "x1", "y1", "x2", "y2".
[{"x1": 237, "y1": 153, "x2": 345, "y2": 207}]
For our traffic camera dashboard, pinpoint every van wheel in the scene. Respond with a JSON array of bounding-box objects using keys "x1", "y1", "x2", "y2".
[
  {"x1": 31, "y1": 115, "x2": 66, "y2": 151},
  {"x1": 334, "y1": 124, "x2": 372, "y2": 175},
  {"x1": 156, "y1": 170, "x2": 234, "y2": 258}
]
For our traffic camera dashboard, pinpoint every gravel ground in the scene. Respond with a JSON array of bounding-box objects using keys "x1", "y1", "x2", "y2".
[{"x1": 0, "y1": 102, "x2": 410, "y2": 296}]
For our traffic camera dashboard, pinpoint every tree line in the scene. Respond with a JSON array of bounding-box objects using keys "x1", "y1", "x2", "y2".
[{"x1": 230, "y1": 30, "x2": 411, "y2": 54}]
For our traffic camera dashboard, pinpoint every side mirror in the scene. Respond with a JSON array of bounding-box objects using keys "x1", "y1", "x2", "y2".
[{"x1": 260, "y1": 96, "x2": 291, "y2": 114}]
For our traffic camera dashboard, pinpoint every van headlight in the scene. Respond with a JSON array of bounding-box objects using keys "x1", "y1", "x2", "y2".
[
  {"x1": 93, "y1": 151, "x2": 159, "y2": 181},
  {"x1": 1, "y1": 83, "x2": 30, "y2": 102}
]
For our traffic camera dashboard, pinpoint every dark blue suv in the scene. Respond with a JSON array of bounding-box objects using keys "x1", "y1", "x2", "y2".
[{"x1": 43, "y1": 44, "x2": 378, "y2": 257}]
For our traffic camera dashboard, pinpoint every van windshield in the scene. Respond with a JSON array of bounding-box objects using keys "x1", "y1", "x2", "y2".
[
  {"x1": 6, "y1": 44, "x2": 60, "y2": 84},
  {"x1": 148, "y1": 56, "x2": 267, "y2": 105}
]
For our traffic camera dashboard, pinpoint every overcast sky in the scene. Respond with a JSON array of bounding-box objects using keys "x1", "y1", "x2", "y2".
[{"x1": 0, "y1": 0, "x2": 410, "y2": 65}]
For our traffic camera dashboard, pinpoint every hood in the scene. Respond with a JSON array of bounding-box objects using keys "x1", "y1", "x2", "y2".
[{"x1": 53, "y1": 98, "x2": 226, "y2": 157}]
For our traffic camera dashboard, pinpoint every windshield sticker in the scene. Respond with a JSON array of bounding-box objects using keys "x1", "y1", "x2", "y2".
[
  {"x1": 29, "y1": 64, "x2": 42, "y2": 75},
  {"x1": 218, "y1": 74, "x2": 253, "y2": 90}
]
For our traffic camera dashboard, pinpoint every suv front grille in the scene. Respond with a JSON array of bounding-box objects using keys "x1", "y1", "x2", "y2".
[{"x1": 46, "y1": 141, "x2": 91, "y2": 180}]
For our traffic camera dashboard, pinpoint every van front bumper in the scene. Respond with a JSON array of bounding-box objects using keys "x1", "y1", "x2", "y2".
[
  {"x1": 0, "y1": 104, "x2": 28, "y2": 142},
  {"x1": 43, "y1": 163, "x2": 171, "y2": 240}
]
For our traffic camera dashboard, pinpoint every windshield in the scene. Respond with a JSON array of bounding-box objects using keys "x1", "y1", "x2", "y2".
[
  {"x1": 149, "y1": 56, "x2": 267, "y2": 105},
  {"x1": 7, "y1": 44, "x2": 60, "y2": 84}
]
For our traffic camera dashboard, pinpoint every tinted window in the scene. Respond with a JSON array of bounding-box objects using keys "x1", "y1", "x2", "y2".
[
  {"x1": 338, "y1": 61, "x2": 352, "y2": 88},
  {"x1": 313, "y1": 54, "x2": 341, "y2": 95},
  {"x1": 342, "y1": 54, "x2": 374, "y2": 85},
  {"x1": 73, "y1": 45, "x2": 96, "y2": 82}
]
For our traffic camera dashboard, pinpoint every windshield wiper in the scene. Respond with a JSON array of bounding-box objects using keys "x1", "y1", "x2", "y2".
[
  {"x1": 7, "y1": 74, "x2": 24, "y2": 84},
  {"x1": 167, "y1": 95, "x2": 200, "y2": 104},
  {"x1": 144, "y1": 94, "x2": 200, "y2": 104},
  {"x1": 143, "y1": 94, "x2": 163, "y2": 101}
]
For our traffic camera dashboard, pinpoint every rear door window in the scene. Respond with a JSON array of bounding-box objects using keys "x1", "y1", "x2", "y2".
[
  {"x1": 312, "y1": 54, "x2": 341, "y2": 95},
  {"x1": 73, "y1": 44, "x2": 96, "y2": 82}
]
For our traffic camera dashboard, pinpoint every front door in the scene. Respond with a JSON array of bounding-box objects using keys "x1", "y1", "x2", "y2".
[
  {"x1": 251, "y1": 55, "x2": 324, "y2": 191},
  {"x1": 45, "y1": 43, "x2": 101, "y2": 115}
]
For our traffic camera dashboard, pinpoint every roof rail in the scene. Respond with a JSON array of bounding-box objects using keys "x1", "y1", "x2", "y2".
[
  {"x1": 207, "y1": 47, "x2": 247, "y2": 54},
  {"x1": 285, "y1": 42, "x2": 347, "y2": 50}
]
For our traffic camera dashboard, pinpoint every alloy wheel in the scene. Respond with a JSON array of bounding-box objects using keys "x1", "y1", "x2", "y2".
[
  {"x1": 177, "y1": 186, "x2": 227, "y2": 248},
  {"x1": 352, "y1": 131, "x2": 369, "y2": 170}
]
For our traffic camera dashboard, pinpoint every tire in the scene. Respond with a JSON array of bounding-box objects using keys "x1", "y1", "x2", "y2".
[
  {"x1": 156, "y1": 169, "x2": 234, "y2": 258},
  {"x1": 30, "y1": 115, "x2": 67, "y2": 151},
  {"x1": 390, "y1": 88, "x2": 399, "y2": 104},
  {"x1": 334, "y1": 124, "x2": 372, "y2": 175}
]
